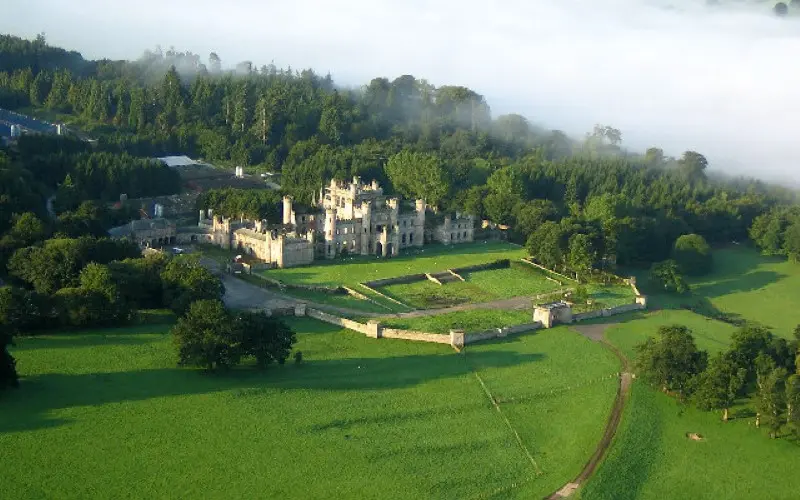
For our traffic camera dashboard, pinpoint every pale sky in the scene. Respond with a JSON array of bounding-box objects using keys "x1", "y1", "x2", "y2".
[{"x1": 3, "y1": 0, "x2": 800, "y2": 183}]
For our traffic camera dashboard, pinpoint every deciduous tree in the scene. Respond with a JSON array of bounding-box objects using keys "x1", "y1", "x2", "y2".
[
  {"x1": 172, "y1": 299, "x2": 240, "y2": 371},
  {"x1": 634, "y1": 324, "x2": 708, "y2": 397}
]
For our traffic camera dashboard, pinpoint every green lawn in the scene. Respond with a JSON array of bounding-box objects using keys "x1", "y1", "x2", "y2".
[
  {"x1": 581, "y1": 383, "x2": 800, "y2": 500},
  {"x1": 2, "y1": 319, "x2": 619, "y2": 499},
  {"x1": 379, "y1": 262, "x2": 567, "y2": 309},
  {"x1": 605, "y1": 309, "x2": 738, "y2": 360},
  {"x1": 381, "y1": 309, "x2": 534, "y2": 334},
  {"x1": 261, "y1": 241, "x2": 527, "y2": 287},
  {"x1": 637, "y1": 246, "x2": 800, "y2": 339}
]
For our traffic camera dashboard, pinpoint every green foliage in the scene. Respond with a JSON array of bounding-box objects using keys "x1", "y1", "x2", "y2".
[
  {"x1": 648, "y1": 259, "x2": 689, "y2": 294},
  {"x1": 172, "y1": 299, "x2": 240, "y2": 371},
  {"x1": 634, "y1": 324, "x2": 708, "y2": 396},
  {"x1": 197, "y1": 188, "x2": 281, "y2": 222},
  {"x1": 672, "y1": 233, "x2": 712, "y2": 276},
  {"x1": 161, "y1": 256, "x2": 224, "y2": 316},
  {"x1": 785, "y1": 374, "x2": 800, "y2": 436},
  {"x1": 756, "y1": 367, "x2": 787, "y2": 438},
  {"x1": 385, "y1": 150, "x2": 449, "y2": 208},
  {"x1": 8, "y1": 236, "x2": 140, "y2": 294},
  {"x1": 234, "y1": 311, "x2": 296, "y2": 368},
  {"x1": 691, "y1": 352, "x2": 746, "y2": 420},
  {"x1": 0, "y1": 331, "x2": 18, "y2": 390}
]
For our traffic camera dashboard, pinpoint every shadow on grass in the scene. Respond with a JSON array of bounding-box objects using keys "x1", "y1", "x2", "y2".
[
  {"x1": 12, "y1": 325, "x2": 171, "y2": 351},
  {"x1": 0, "y1": 349, "x2": 544, "y2": 434},
  {"x1": 690, "y1": 270, "x2": 787, "y2": 299}
]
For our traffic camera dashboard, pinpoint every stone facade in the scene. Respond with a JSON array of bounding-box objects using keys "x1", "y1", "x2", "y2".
[{"x1": 533, "y1": 301, "x2": 574, "y2": 328}]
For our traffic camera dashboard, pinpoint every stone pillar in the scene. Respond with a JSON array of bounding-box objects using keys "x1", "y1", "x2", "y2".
[
  {"x1": 635, "y1": 295, "x2": 647, "y2": 308},
  {"x1": 366, "y1": 320, "x2": 382, "y2": 338},
  {"x1": 294, "y1": 303, "x2": 307, "y2": 317},
  {"x1": 450, "y1": 329, "x2": 465, "y2": 349}
]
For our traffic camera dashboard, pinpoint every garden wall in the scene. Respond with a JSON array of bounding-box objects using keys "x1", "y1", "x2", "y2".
[
  {"x1": 463, "y1": 322, "x2": 542, "y2": 345},
  {"x1": 305, "y1": 308, "x2": 371, "y2": 335},
  {"x1": 362, "y1": 273, "x2": 427, "y2": 288},
  {"x1": 381, "y1": 328, "x2": 452, "y2": 344},
  {"x1": 450, "y1": 259, "x2": 510, "y2": 275},
  {"x1": 571, "y1": 303, "x2": 645, "y2": 323}
]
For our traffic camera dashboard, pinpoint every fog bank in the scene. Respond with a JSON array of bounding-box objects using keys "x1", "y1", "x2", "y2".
[{"x1": 3, "y1": 0, "x2": 800, "y2": 183}]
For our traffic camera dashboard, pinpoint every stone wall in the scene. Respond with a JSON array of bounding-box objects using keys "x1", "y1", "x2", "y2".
[
  {"x1": 519, "y1": 258, "x2": 575, "y2": 283},
  {"x1": 463, "y1": 322, "x2": 542, "y2": 345},
  {"x1": 450, "y1": 259, "x2": 510, "y2": 275},
  {"x1": 305, "y1": 308, "x2": 371, "y2": 335},
  {"x1": 381, "y1": 328, "x2": 452, "y2": 344},
  {"x1": 362, "y1": 273, "x2": 427, "y2": 288}
]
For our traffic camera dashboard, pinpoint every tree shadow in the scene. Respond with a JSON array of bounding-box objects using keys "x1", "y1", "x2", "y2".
[
  {"x1": 12, "y1": 329, "x2": 167, "y2": 351},
  {"x1": 0, "y1": 349, "x2": 544, "y2": 434},
  {"x1": 690, "y1": 271, "x2": 787, "y2": 299}
]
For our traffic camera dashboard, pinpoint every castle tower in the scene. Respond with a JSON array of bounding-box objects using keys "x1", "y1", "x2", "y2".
[
  {"x1": 324, "y1": 208, "x2": 337, "y2": 259},
  {"x1": 360, "y1": 200, "x2": 372, "y2": 256},
  {"x1": 414, "y1": 199, "x2": 426, "y2": 247},
  {"x1": 282, "y1": 196, "x2": 293, "y2": 226}
]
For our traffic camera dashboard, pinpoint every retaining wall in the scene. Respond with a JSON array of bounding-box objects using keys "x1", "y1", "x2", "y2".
[
  {"x1": 381, "y1": 328, "x2": 452, "y2": 344},
  {"x1": 305, "y1": 308, "x2": 371, "y2": 335},
  {"x1": 464, "y1": 322, "x2": 542, "y2": 344},
  {"x1": 571, "y1": 303, "x2": 645, "y2": 323},
  {"x1": 450, "y1": 259, "x2": 510, "y2": 275},
  {"x1": 520, "y1": 258, "x2": 576, "y2": 283},
  {"x1": 362, "y1": 273, "x2": 427, "y2": 288},
  {"x1": 259, "y1": 275, "x2": 345, "y2": 294}
]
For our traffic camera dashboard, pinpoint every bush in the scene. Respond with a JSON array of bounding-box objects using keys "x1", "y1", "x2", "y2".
[
  {"x1": 294, "y1": 351, "x2": 303, "y2": 364},
  {"x1": 673, "y1": 234, "x2": 712, "y2": 276}
]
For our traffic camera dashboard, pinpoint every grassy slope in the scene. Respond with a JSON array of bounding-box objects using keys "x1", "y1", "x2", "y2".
[
  {"x1": 2, "y1": 319, "x2": 618, "y2": 499},
  {"x1": 584, "y1": 247, "x2": 800, "y2": 500},
  {"x1": 261, "y1": 242, "x2": 527, "y2": 287},
  {"x1": 581, "y1": 383, "x2": 800, "y2": 500}
]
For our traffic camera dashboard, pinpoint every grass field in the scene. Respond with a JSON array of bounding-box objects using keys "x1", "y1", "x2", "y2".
[
  {"x1": 638, "y1": 246, "x2": 800, "y2": 339},
  {"x1": 381, "y1": 309, "x2": 534, "y2": 334},
  {"x1": 605, "y1": 309, "x2": 739, "y2": 360},
  {"x1": 1, "y1": 318, "x2": 619, "y2": 499},
  {"x1": 262, "y1": 241, "x2": 527, "y2": 287},
  {"x1": 581, "y1": 383, "x2": 800, "y2": 500},
  {"x1": 379, "y1": 262, "x2": 563, "y2": 309}
]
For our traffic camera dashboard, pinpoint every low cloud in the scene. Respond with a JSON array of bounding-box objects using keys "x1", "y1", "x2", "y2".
[{"x1": 3, "y1": 0, "x2": 799, "y2": 182}]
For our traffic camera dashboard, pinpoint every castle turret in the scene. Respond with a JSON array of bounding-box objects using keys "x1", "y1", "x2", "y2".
[
  {"x1": 282, "y1": 196, "x2": 293, "y2": 226},
  {"x1": 414, "y1": 199, "x2": 426, "y2": 247},
  {"x1": 360, "y1": 200, "x2": 372, "y2": 256},
  {"x1": 324, "y1": 208, "x2": 337, "y2": 259}
]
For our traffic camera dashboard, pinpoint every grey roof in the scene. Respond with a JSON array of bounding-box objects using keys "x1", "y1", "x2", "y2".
[{"x1": 537, "y1": 301, "x2": 571, "y2": 310}]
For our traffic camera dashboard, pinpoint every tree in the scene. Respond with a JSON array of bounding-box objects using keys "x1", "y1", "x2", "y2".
[
  {"x1": 567, "y1": 233, "x2": 595, "y2": 282},
  {"x1": 783, "y1": 220, "x2": 800, "y2": 262},
  {"x1": 648, "y1": 260, "x2": 689, "y2": 294},
  {"x1": 785, "y1": 374, "x2": 800, "y2": 436},
  {"x1": 672, "y1": 233, "x2": 712, "y2": 276},
  {"x1": 385, "y1": 150, "x2": 449, "y2": 208},
  {"x1": 172, "y1": 300, "x2": 240, "y2": 371},
  {"x1": 526, "y1": 221, "x2": 566, "y2": 270},
  {"x1": 774, "y1": 2, "x2": 789, "y2": 16},
  {"x1": 634, "y1": 324, "x2": 708, "y2": 397},
  {"x1": 756, "y1": 368, "x2": 786, "y2": 438},
  {"x1": 0, "y1": 331, "x2": 18, "y2": 390},
  {"x1": 235, "y1": 311, "x2": 296, "y2": 368},
  {"x1": 484, "y1": 167, "x2": 524, "y2": 226},
  {"x1": 161, "y1": 256, "x2": 224, "y2": 316},
  {"x1": 678, "y1": 151, "x2": 708, "y2": 182},
  {"x1": 692, "y1": 353, "x2": 747, "y2": 421}
]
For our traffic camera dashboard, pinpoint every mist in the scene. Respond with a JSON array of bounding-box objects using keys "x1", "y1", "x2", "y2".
[{"x1": 3, "y1": 0, "x2": 800, "y2": 183}]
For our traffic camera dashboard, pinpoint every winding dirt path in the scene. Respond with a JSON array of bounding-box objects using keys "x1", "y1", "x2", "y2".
[{"x1": 547, "y1": 323, "x2": 632, "y2": 499}]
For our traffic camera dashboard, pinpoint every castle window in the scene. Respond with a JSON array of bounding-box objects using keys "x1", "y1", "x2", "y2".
[
  {"x1": 403, "y1": 220, "x2": 407, "y2": 227},
  {"x1": 463, "y1": 231, "x2": 467, "y2": 238},
  {"x1": 409, "y1": 233, "x2": 414, "y2": 244},
  {"x1": 402, "y1": 234, "x2": 406, "y2": 244}
]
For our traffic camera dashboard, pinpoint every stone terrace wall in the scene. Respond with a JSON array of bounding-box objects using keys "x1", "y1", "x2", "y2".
[
  {"x1": 259, "y1": 275, "x2": 345, "y2": 294},
  {"x1": 305, "y1": 308, "x2": 371, "y2": 335},
  {"x1": 464, "y1": 322, "x2": 542, "y2": 345},
  {"x1": 381, "y1": 328, "x2": 452, "y2": 344},
  {"x1": 450, "y1": 259, "x2": 510, "y2": 275},
  {"x1": 571, "y1": 303, "x2": 645, "y2": 323},
  {"x1": 362, "y1": 273, "x2": 427, "y2": 288}
]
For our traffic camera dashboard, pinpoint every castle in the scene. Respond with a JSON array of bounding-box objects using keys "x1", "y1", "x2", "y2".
[{"x1": 168, "y1": 177, "x2": 475, "y2": 268}]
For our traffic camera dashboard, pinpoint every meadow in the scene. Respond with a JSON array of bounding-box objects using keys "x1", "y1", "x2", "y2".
[
  {"x1": 581, "y1": 383, "x2": 800, "y2": 500},
  {"x1": 579, "y1": 246, "x2": 800, "y2": 499},
  {"x1": 638, "y1": 246, "x2": 800, "y2": 339},
  {"x1": 2, "y1": 318, "x2": 620, "y2": 499}
]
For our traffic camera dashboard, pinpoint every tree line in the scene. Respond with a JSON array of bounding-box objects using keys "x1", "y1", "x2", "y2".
[{"x1": 635, "y1": 323, "x2": 800, "y2": 439}]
